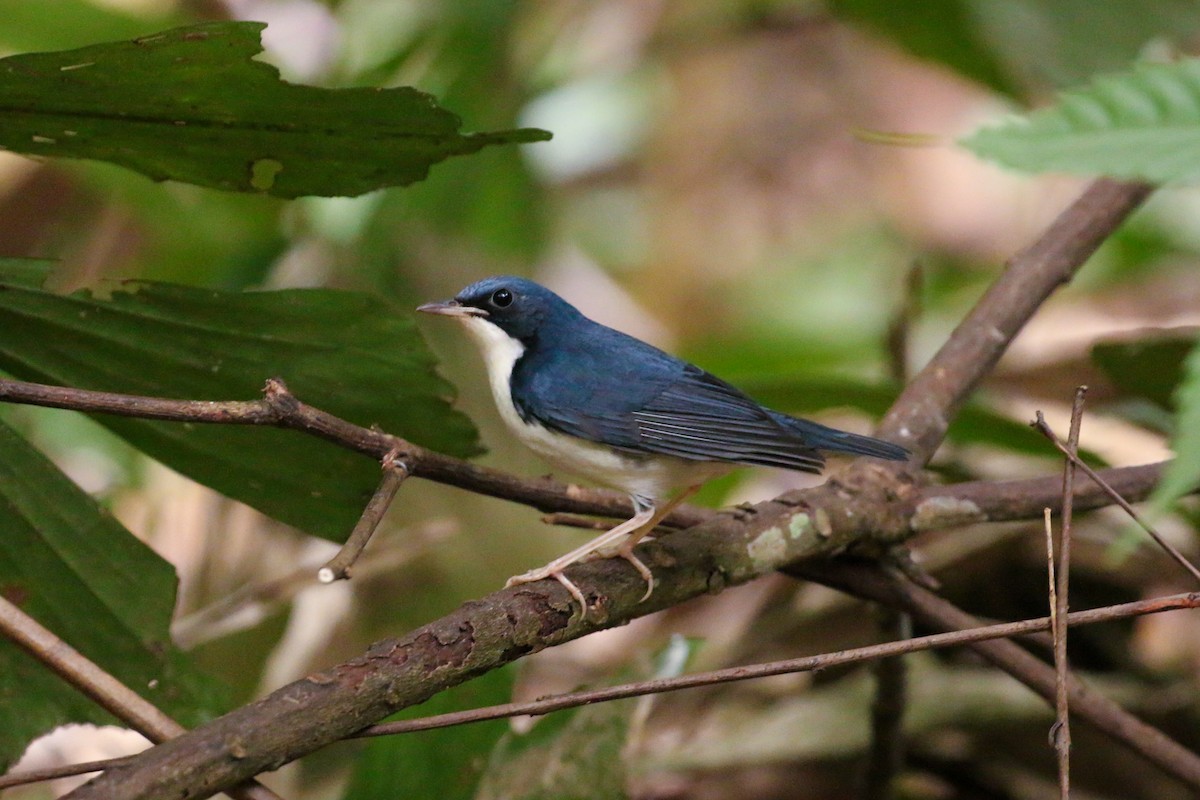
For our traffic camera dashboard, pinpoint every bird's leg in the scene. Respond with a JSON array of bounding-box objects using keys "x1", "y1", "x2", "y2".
[
  {"x1": 507, "y1": 486, "x2": 701, "y2": 608},
  {"x1": 505, "y1": 503, "x2": 658, "y2": 609},
  {"x1": 602, "y1": 485, "x2": 701, "y2": 602}
]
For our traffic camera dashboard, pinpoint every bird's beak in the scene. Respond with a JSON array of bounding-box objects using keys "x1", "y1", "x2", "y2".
[{"x1": 416, "y1": 299, "x2": 487, "y2": 318}]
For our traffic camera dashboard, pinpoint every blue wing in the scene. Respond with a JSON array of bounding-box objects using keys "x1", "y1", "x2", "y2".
[{"x1": 511, "y1": 322, "x2": 837, "y2": 473}]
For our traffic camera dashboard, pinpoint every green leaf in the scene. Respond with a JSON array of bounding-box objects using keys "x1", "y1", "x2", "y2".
[
  {"x1": 0, "y1": 418, "x2": 222, "y2": 768},
  {"x1": 0, "y1": 273, "x2": 480, "y2": 539},
  {"x1": 1092, "y1": 330, "x2": 1199, "y2": 413},
  {"x1": 476, "y1": 690, "x2": 633, "y2": 800},
  {"x1": 341, "y1": 668, "x2": 513, "y2": 800},
  {"x1": 963, "y1": 58, "x2": 1200, "y2": 182},
  {"x1": 1150, "y1": 339, "x2": 1200, "y2": 510},
  {"x1": 0, "y1": 21, "x2": 551, "y2": 198},
  {"x1": 0, "y1": 0, "x2": 182, "y2": 52}
]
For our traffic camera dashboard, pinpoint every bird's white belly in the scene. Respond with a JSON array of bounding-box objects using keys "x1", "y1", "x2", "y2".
[{"x1": 459, "y1": 316, "x2": 727, "y2": 501}]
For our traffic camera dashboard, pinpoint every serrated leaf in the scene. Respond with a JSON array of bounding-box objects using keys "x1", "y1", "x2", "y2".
[
  {"x1": 0, "y1": 418, "x2": 223, "y2": 769},
  {"x1": 1092, "y1": 329, "x2": 1199, "y2": 413},
  {"x1": 963, "y1": 58, "x2": 1200, "y2": 182},
  {"x1": 1150, "y1": 339, "x2": 1200, "y2": 510},
  {"x1": 0, "y1": 273, "x2": 480, "y2": 539},
  {"x1": 0, "y1": 21, "x2": 551, "y2": 198}
]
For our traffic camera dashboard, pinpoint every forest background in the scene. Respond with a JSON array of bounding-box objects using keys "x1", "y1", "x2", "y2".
[{"x1": 1, "y1": 1, "x2": 1200, "y2": 799}]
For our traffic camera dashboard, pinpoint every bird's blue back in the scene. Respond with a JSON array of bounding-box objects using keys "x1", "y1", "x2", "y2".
[{"x1": 454, "y1": 276, "x2": 907, "y2": 472}]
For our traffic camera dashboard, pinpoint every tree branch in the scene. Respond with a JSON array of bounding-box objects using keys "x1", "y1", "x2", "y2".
[
  {"x1": 878, "y1": 179, "x2": 1153, "y2": 463},
  {"x1": 0, "y1": 375, "x2": 707, "y2": 529}
]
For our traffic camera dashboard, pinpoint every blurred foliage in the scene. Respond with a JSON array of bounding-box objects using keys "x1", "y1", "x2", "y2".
[
  {"x1": 0, "y1": 418, "x2": 225, "y2": 770},
  {"x1": 341, "y1": 667, "x2": 513, "y2": 800},
  {"x1": 1151, "y1": 339, "x2": 1200, "y2": 514},
  {"x1": 829, "y1": 0, "x2": 1200, "y2": 96},
  {"x1": 1, "y1": 1, "x2": 1200, "y2": 799},
  {"x1": 1093, "y1": 330, "x2": 1199, "y2": 415}
]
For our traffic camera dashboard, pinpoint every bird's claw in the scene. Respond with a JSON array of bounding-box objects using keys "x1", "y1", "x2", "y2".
[
  {"x1": 506, "y1": 567, "x2": 588, "y2": 613},
  {"x1": 617, "y1": 547, "x2": 654, "y2": 602},
  {"x1": 505, "y1": 547, "x2": 656, "y2": 614}
]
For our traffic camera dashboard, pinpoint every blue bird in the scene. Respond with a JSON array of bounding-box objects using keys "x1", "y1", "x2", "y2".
[{"x1": 418, "y1": 276, "x2": 908, "y2": 609}]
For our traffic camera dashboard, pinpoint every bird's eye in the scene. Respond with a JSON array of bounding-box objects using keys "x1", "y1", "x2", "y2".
[{"x1": 491, "y1": 288, "x2": 513, "y2": 308}]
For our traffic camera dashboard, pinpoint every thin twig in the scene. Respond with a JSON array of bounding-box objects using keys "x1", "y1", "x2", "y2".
[
  {"x1": 792, "y1": 560, "x2": 1200, "y2": 789},
  {"x1": 0, "y1": 375, "x2": 704, "y2": 529},
  {"x1": 319, "y1": 449, "x2": 410, "y2": 582},
  {"x1": 540, "y1": 513, "x2": 618, "y2": 531},
  {"x1": 884, "y1": 260, "x2": 923, "y2": 385},
  {"x1": 858, "y1": 608, "x2": 910, "y2": 800},
  {"x1": 0, "y1": 596, "x2": 283, "y2": 800},
  {"x1": 1032, "y1": 416, "x2": 1200, "y2": 585},
  {"x1": 1049, "y1": 388, "x2": 1087, "y2": 798},
  {"x1": 354, "y1": 591, "x2": 1198, "y2": 737},
  {"x1": 0, "y1": 755, "x2": 132, "y2": 791},
  {"x1": 173, "y1": 520, "x2": 455, "y2": 649}
]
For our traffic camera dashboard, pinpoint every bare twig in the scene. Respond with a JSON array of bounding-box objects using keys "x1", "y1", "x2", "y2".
[
  {"x1": 792, "y1": 560, "x2": 1200, "y2": 789},
  {"x1": 0, "y1": 595, "x2": 283, "y2": 800},
  {"x1": 858, "y1": 608, "x2": 910, "y2": 800},
  {"x1": 1032, "y1": 419, "x2": 1200, "y2": 585},
  {"x1": 0, "y1": 375, "x2": 706, "y2": 529},
  {"x1": 540, "y1": 513, "x2": 617, "y2": 531},
  {"x1": 319, "y1": 449, "x2": 410, "y2": 582},
  {"x1": 353, "y1": 591, "x2": 1200, "y2": 738},
  {"x1": 173, "y1": 520, "x2": 455, "y2": 649},
  {"x1": 1058, "y1": 392, "x2": 1085, "y2": 791},
  {"x1": 1051, "y1": 387, "x2": 1087, "y2": 798},
  {"x1": 884, "y1": 260, "x2": 923, "y2": 385},
  {"x1": 0, "y1": 755, "x2": 132, "y2": 791}
]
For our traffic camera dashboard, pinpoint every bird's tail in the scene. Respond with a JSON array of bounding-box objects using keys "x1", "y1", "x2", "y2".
[{"x1": 769, "y1": 412, "x2": 909, "y2": 461}]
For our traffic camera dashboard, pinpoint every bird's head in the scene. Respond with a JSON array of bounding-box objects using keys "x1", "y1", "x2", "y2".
[{"x1": 417, "y1": 275, "x2": 579, "y2": 344}]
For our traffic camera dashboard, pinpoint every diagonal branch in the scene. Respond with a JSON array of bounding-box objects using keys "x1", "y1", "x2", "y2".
[
  {"x1": 0, "y1": 375, "x2": 707, "y2": 529},
  {"x1": 878, "y1": 178, "x2": 1153, "y2": 463}
]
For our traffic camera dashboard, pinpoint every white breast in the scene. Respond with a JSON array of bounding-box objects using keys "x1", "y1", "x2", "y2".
[{"x1": 456, "y1": 316, "x2": 727, "y2": 502}]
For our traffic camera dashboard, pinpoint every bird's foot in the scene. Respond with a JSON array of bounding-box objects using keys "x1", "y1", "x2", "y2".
[
  {"x1": 587, "y1": 543, "x2": 655, "y2": 602},
  {"x1": 621, "y1": 547, "x2": 655, "y2": 602},
  {"x1": 506, "y1": 566, "x2": 588, "y2": 612}
]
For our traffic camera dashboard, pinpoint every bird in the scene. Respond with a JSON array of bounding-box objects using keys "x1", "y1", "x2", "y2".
[{"x1": 418, "y1": 276, "x2": 908, "y2": 610}]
